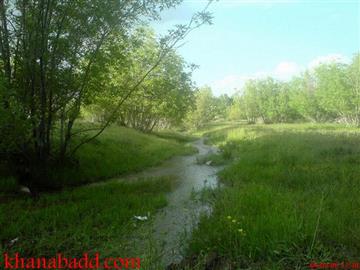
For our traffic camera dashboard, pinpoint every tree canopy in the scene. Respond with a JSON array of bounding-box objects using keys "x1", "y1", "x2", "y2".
[{"x1": 0, "y1": 0, "x2": 212, "y2": 191}]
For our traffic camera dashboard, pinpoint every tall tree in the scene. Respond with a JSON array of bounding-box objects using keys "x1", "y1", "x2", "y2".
[
  {"x1": 187, "y1": 86, "x2": 216, "y2": 129},
  {"x1": 0, "y1": 0, "x2": 212, "y2": 191},
  {"x1": 346, "y1": 53, "x2": 360, "y2": 125}
]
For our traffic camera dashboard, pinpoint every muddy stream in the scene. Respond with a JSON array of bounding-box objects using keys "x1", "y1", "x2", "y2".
[{"x1": 123, "y1": 138, "x2": 222, "y2": 267}]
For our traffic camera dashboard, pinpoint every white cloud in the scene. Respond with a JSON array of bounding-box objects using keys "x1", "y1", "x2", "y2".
[
  {"x1": 308, "y1": 54, "x2": 349, "y2": 69},
  {"x1": 210, "y1": 61, "x2": 299, "y2": 96},
  {"x1": 211, "y1": 72, "x2": 267, "y2": 96},
  {"x1": 211, "y1": 75, "x2": 245, "y2": 96},
  {"x1": 273, "y1": 61, "x2": 300, "y2": 80}
]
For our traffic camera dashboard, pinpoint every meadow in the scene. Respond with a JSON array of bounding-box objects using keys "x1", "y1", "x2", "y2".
[{"x1": 188, "y1": 123, "x2": 360, "y2": 269}]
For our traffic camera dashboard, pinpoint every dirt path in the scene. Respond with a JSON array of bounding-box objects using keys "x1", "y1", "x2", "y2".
[{"x1": 126, "y1": 138, "x2": 222, "y2": 267}]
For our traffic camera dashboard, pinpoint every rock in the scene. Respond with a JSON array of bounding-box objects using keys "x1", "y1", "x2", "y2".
[
  {"x1": 8, "y1": 237, "x2": 19, "y2": 248},
  {"x1": 134, "y1": 215, "x2": 148, "y2": 221},
  {"x1": 19, "y1": 186, "x2": 31, "y2": 194}
]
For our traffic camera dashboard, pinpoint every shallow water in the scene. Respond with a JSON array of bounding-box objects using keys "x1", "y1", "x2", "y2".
[{"x1": 126, "y1": 138, "x2": 222, "y2": 267}]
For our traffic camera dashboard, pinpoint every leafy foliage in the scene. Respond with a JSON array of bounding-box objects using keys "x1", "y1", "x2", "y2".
[
  {"x1": 186, "y1": 86, "x2": 217, "y2": 129},
  {"x1": 0, "y1": 0, "x2": 212, "y2": 190},
  {"x1": 87, "y1": 27, "x2": 195, "y2": 132},
  {"x1": 226, "y1": 53, "x2": 360, "y2": 125}
]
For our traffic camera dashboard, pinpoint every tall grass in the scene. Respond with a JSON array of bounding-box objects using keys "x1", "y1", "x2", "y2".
[
  {"x1": 0, "y1": 176, "x2": 176, "y2": 262},
  {"x1": 188, "y1": 123, "x2": 360, "y2": 269},
  {"x1": 70, "y1": 126, "x2": 195, "y2": 186}
]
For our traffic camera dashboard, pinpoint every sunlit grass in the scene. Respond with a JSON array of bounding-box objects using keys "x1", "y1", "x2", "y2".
[
  {"x1": 49, "y1": 125, "x2": 196, "y2": 187},
  {"x1": 188, "y1": 123, "x2": 360, "y2": 269},
  {"x1": 153, "y1": 130, "x2": 198, "y2": 143}
]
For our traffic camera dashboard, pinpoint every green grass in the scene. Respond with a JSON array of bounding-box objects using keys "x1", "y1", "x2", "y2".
[
  {"x1": 153, "y1": 130, "x2": 198, "y2": 143},
  {"x1": 192, "y1": 120, "x2": 244, "y2": 137},
  {"x1": 24, "y1": 125, "x2": 195, "y2": 189},
  {"x1": 1, "y1": 125, "x2": 195, "y2": 191},
  {"x1": 188, "y1": 123, "x2": 360, "y2": 269},
  {"x1": 70, "y1": 125, "x2": 195, "y2": 185},
  {"x1": 0, "y1": 176, "x2": 176, "y2": 264},
  {"x1": 0, "y1": 176, "x2": 18, "y2": 195}
]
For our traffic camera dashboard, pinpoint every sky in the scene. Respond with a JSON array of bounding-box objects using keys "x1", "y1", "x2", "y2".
[{"x1": 151, "y1": 0, "x2": 360, "y2": 96}]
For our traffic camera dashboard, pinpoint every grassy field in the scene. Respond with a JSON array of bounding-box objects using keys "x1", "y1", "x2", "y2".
[
  {"x1": 0, "y1": 176, "x2": 177, "y2": 268},
  {"x1": 188, "y1": 123, "x2": 360, "y2": 269}
]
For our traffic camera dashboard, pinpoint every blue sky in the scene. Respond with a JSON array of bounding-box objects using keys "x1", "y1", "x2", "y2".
[{"x1": 152, "y1": 0, "x2": 360, "y2": 96}]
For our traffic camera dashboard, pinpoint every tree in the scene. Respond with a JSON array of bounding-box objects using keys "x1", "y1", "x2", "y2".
[
  {"x1": 288, "y1": 71, "x2": 326, "y2": 122},
  {"x1": 346, "y1": 53, "x2": 360, "y2": 125},
  {"x1": 241, "y1": 80, "x2": 259, "y2": 123},
  {"x1": 276, "y1": 82, "x2": 300, "y2": 122},
  {"x1": 213, "y1": 94, "x2": 232, "y2": 120},
  {"x1": 227, "y1": 94, "x2": 244, "y2": 121},
  {"x1": 313, "y1": 62, "x2": 352, "y2": 122},
  {"x1": 0, "y1": 0, "x2": 213, "y2": 191},
  {"x1": 89, "y1": 27, "x2": 196, "y2": 132},
  {"x1": 187, "y1": 86, "x2": 216, "y2": 129}
]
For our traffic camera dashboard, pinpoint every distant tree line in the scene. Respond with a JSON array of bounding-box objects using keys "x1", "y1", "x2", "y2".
[
  {"x1": 188, "y1": 54, "x2": 359, "y2": 128},
  {"x1": 228, "y1": 54, "x2": 360, "y2": 125}
]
